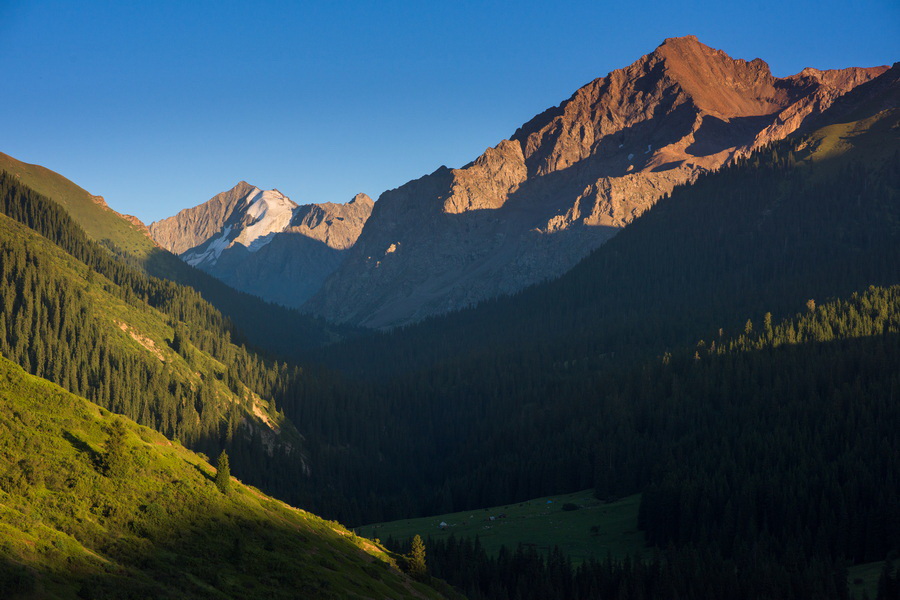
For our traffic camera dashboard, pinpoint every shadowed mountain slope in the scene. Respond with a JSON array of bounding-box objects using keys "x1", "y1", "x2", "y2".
[{"x1": 310, "y1": 74, "x2": 899, "y2": 380}]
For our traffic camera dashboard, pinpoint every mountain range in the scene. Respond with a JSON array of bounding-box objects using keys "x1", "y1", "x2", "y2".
[{"x1": 150, "y1": 36, "x2": 888, "y2": 327}]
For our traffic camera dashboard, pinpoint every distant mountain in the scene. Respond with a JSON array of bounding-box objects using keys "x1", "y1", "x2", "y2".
[
  {"x1": 151, "y1": 184, "x2": 373, "y2": 307},
  {"x1": 304, "y1": 36, "x2": 887, "y2": 327}
]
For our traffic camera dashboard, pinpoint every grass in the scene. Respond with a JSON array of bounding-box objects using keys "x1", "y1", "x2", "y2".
[
  {"x1": 802, "y1": 108, "x2": 899, "y2": 166},
  {"x1": 359, "y1": 490, "x2": 647, "y2": 564},
  {"x1": 0, "y1": 353, "x2": 453, "y2": 599}
]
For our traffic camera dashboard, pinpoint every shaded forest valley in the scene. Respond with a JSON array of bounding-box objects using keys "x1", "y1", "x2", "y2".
[{"x1": 1, "y1": 78, "x2": 899, "y2": 598}]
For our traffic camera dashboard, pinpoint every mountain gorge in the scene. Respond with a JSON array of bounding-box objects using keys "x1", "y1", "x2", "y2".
[{"x1": 150, "y1": 183, "x2": 373, "y2": 307}]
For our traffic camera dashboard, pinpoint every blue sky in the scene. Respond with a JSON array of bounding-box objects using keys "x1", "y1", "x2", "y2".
[{"x1": 2, "y1": 0, "x2": 898, "y2": 223}]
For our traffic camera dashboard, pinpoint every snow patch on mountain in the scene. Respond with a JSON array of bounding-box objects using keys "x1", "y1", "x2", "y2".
[
  {"x1": 184, "y1": 226, "x2": 234, "y2": 266},
  {"x1": 235, "y1": 189, "x2": 298, "y2": 251}
]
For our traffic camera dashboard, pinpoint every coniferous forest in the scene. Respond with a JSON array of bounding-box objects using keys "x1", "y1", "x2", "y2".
[{"x1": 1, "y1": 80, "x2": 899, "y2": 598}]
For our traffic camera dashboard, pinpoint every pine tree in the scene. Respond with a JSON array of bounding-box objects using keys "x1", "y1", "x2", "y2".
[
  {"x1": 408, "y1": 534, "x2": 427, "y2": 579},
  {"x1": 104, "y1": 418, "x2": 128, "y2": 478},
  {"x1": 215, "y1": 449, "x2": 231, "y2": 494}
]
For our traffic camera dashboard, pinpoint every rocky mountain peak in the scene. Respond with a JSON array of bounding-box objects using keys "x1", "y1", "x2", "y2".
[
  {"x1": 304, "y1": 37, "x2": 890, "y2": 328},
  {"x1": 149, "y1": 187, "x2": 374, "y2": 309},
  {"x1": 150, "y1": 181, "x2": 261, "y2": 255},
  {"x1": 349, "y1": 192, "x2": 374, "y2": 207}
]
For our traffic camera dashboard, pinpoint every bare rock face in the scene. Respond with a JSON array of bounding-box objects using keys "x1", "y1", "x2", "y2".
[
  {"x1": 288, "y1": 193, "x2": 374, "y2": 250},
  {"x1": 305, "y1": 36, "x2": 887, "y2": 328},
  {"x1": 149, "y1": 185, "x2": 372, "y2": 308},
  {"x1": 150, "y1": 181, "x2": 256, "y2": 255}
]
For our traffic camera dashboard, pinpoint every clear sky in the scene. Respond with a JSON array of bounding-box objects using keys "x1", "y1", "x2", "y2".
[{"x1": 2, "y1": 0, "x2": 898, "y2": 223}]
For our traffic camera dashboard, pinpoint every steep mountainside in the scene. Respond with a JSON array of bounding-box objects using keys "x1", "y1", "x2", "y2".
[
  {"x1": 151, "y1": 185, "x2": 373, "y2": 307},
  {"x1": 282, "y1": 91, "x2": 900, "y2": 527},
  {"x1": 0, "y1": 152, "x2": 158, "y2": 257},
  {"x1": 314, "y1": 71, "x2": 900, "y2": 380},
  {"x1": 0, "y1": 354, "x2": 452, "y2": 600},
  {"x1": 305, "y1": 36, "x2": 887, "y2": 327}
]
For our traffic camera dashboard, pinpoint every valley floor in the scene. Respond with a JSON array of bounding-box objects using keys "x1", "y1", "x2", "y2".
[{"x1": 359, "y1": 491, "x2": 646, "y2": 563}]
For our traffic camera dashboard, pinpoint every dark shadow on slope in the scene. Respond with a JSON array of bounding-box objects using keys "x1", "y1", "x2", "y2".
[
  {"x1": 686, "y1": 113, "x2": 775, "y2": 156},
  {"x1": 62, "y1": 431, "x2": 103, "y2": 471},
  {"x1": 0, "y1": 559, "x2": 37, "y2": 598},
  {"x1": 141, "y1": 246, "x2": 360, "y2": 358},
  {"x1": 309, "y1": 102, "x2": 705, "y2": 329},
  {"x1": 796, "y1": 62, "x2": 899, "y2": 135},
  {"x1": 204, "y1": 234, "x2": 346, "y2": 310}
]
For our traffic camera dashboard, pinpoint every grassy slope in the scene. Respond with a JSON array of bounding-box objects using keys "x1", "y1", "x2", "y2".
[
  {"x1": 360, "y1": 491, "x2": 646, "y2": 564},
  {"x1": 802, "y1": 108, "x2": 899, "y2": 165},
  {"x1": 0, "y1": 354, "x2": 451, "y2": 600},
  {"x1": 0, "y1": 152, "x2": 156, "y2": 258},
  {"x1": 0, "y1": 211, "x2": 295, "y2": 450}
]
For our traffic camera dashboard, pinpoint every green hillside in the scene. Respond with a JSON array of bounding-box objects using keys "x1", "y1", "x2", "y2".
[
  {"x1": 0, "y1": 170, "x2": 334, "y2": 510},
  {"x1": 0, "y1": 152, "x2": 157, "y2": 258},
  {"x1": 0, "y1": 353, "x2": 451, "y2": 599},
  {"x1": 0, "y1": 176, "x2": 293, "y2": 451}
]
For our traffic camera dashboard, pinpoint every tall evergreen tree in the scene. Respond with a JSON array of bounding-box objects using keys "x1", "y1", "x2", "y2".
[
  {"x1": 103, "y1": 418, "x2": 128, "y2": 478},
  {"x1": 409, "y1": 534, "x2": 427, "y2": 580},
  {"x1": 215, "y1": 450, "x2": 231, "y2": 495}
]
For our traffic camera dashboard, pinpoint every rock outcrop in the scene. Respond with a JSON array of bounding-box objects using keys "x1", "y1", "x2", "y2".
[{"x1": 304, "y1": 36, "x2": 887, "y2": 327}]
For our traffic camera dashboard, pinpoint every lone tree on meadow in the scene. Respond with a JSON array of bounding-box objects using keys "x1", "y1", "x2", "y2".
[
  {"x1": 215, "y1": 449, "x2": 231, "y2": 494},
  {"x1": 408, "y1": 534, "x2": 427, "y2": 579}
]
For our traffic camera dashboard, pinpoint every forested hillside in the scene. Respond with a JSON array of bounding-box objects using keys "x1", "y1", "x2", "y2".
[
  {"x1": 0, "y1": 172, "x2": 314, "y2": 504},
  {"x1": 379, "y1": 286, "x2": 900, "y2": 599},
  {"x1": 268, "y1": 106, "x2": 900, "y2": 525},
  {"x1": 0, "y1": 69, "x2": 896, "y2": 600}
]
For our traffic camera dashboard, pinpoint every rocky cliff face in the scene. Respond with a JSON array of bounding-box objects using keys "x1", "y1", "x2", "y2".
[
  {"x1": 149, "y1": 185, "x2": 372, "y2": 308},
  {"x1": 150, "y1": 181, "x2": 257, "y2": 255},
  {"x1": 304, "y1": 36, "x2": 887, "y2": 327}
]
